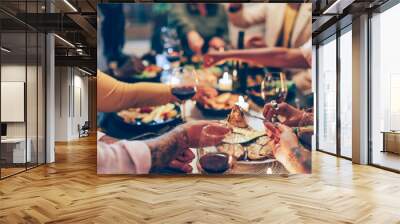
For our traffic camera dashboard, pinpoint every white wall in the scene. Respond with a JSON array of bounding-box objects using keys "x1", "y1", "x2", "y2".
[{"x1": 54, "y1": 67, "x2": 89, "y2": 141}]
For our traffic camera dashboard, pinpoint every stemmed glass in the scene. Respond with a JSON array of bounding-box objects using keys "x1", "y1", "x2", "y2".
[
  {"x1": 261, "y1": 72, "x2": 288, "y2": 104},
  {"x1": 169, "y1": 67, "x2": 198, "y2": 122},
  {"x1": 197, "y1": 123, "x2": 233, "y2": 174}
]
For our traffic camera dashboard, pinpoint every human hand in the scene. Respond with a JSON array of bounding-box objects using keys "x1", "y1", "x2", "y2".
[
  {"x1": 208, "y1": 37, "x2": 225, "y2": 51},
  {"x1": 114, "y1": 55, "x2": 145, "y2": 78},
  {"x1": 192, "y1": 86, "x2": 218, "y2": 104},
  {"x1": 146, "y1": 120, "x2": 228, "y2": 172},
  {"x1": 203, "y1": 52, "x2": 225, "y2": 67},
  {"x1": 264, "y1": 123, "x2": 299, "y2": 155},
  {"x1": 187, "y1": 31, "x2": 204, "y2": 54},
  {"x1": 228, "y1": 3, "x2": 243, "y2": 13},
  {"x1": 264, "y1": 123, "x2": 311, "y2": 173},
  {"x1": 263, "y1": 102, "x2": 305, "y2": 127},
  {"x1": 245, "y1": 35, "x2": 267, "y2": 48},
  {"x1": 274, "y1": 124, "x2": 299, "y2": 155},
  {"x1": 292, "y1": 71, "x2": 312, "y2": 93}
]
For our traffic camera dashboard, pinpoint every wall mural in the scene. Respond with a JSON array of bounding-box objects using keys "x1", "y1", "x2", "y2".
[{"x1": 97, "y1": 3, "x2": 313, "y2": 175}]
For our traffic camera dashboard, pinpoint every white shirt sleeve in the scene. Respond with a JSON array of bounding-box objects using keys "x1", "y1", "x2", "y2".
[{"x1": 300, "y1": 39, "x2": 312, "y2": 68}]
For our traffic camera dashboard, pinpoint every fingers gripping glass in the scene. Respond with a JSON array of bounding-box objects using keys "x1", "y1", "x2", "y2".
[{"x1": 197, "y1": 123, "x2": 233, "y2": 174}]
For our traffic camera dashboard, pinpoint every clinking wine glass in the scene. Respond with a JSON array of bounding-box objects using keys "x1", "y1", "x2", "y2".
[
  {"x1": 261, "y1": 72, "x2": 288, "y2": 104},
  {"x1": 169, "y1": 67, "x2": 198, "y2": 122},
  {"x1": 197, "y1": 123, "x2": 233, "y2": 174},
  {"x1": 261, "y1": 72, "x2": 287, "y2": 123}
]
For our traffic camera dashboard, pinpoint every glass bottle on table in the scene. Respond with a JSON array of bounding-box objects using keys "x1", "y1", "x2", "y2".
[{"x1": 169, "y1": 67, "x2": 198, "y2": 122}]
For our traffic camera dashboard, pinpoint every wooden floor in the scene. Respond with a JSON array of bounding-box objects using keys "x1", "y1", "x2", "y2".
[
  {"x1": 372, "y1": 150, "x2": 400, "y2": 171},
  {"x1": 0, "y1": 135, "x2": 400, "y2": 224}
]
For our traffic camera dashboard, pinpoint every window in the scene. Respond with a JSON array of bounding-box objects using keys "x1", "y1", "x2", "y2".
[
  {"x1": 317, "y1": 36, "x2": 337, "y2": 154},
  {"x1": 370, "y1": 3, "x2": 400, "y2": 171},
  {"x1": 0, "y1": 1, "x2": 47, "y2": 179},
  {"x1": 339, "y1": 28, "x2": 352, "y2": 158}
]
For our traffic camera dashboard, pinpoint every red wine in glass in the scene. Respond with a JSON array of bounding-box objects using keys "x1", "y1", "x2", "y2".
[
  {"x1": 171, "y1": 86, "x2": 196, "y2": 101},
  {"x1": 197, "y1": 124, "x2": 233, "y2": 174},
  {"x1": 199, "y1": 153, "x2": 230, "y2": 173}
]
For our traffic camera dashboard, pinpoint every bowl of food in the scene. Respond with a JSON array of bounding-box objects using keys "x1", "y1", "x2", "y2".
[
  {"x1": 101, "y1": 103, "x2": 182, "y2": 139},
  {"x1": 129, "y1": 65, "x2": 163, "y2": 82},
  {"x1": 195, "y1": 87, "x2": 240, "y2": 116}
]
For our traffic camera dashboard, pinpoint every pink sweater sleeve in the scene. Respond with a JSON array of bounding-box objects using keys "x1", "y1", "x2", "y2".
[{"x1": 97, "y1": 135, "x2": 152, "y2": 174}]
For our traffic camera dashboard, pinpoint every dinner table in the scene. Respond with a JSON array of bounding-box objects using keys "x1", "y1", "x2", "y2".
[{"x1": 103, "y1": 56, "x2": 291, "y2": 175}]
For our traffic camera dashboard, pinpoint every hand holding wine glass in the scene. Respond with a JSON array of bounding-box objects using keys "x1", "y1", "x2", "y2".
[{"x1": 263, "y1": 102, "x2": 304, "y2": 127}]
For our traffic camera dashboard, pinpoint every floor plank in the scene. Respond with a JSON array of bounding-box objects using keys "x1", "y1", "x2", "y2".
[{"x1": 0, "y1": 135, "x2": 399, "y2": 224}]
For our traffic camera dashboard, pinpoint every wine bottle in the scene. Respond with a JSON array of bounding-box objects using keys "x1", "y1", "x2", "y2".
[{"x1": 237, "y1": 31, "x2": 248, "y2": 94}]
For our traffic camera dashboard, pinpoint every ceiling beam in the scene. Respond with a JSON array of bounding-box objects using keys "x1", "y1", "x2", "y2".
[
  {"x1": 55, "y1": 55, "x2": 96, "y2": 71},
  {"x1": 67, "y1": 13, "x2": 96, "y2": 38}
]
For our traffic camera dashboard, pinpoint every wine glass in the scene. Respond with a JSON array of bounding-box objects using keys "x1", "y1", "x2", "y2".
[
  {"x1": 197, "y1": 123, "x2": 233, "y2": 174},
  {"x1": 261, "y1": 72, "x2": 288, "y2": 104},
  {"x1": 169, "y1": 67, "x2": 198, "y2": 122}
]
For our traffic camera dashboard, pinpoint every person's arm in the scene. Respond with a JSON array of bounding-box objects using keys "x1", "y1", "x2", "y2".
[
  {"x1": 97, "y1": 121, "x2": 227, "y2": 174},
  {"x1": 220, "y1": 6, "x2": 230, "y2": 44},
  {"x1": 300, "y1": 39, "x2": 312, "y2": 68},
  {"x1": 265, "y1": 124, "x2": 311, "y2": 174},
  {"x1": 277, "y1": 145, "x2": 311, "y2": 174},
  {"x1": 97, "y1": 132, "x2": 152, "y2": 174},
  {"x1": 204, "y1": 47, "x2": 311, "y2": 69},
  {"x1": 97, "y1": 71, "x2": 177, "y2": 112},
  {"x1": 169, "y1": 5, "x2": 204, "y2": 54},
  {"x1": 227, "y1": 3, "x2": 266, "y2": 28}
]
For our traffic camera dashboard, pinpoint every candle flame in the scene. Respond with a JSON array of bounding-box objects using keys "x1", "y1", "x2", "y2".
[
  {"x1": 238, "y1": 95, "x2": 245, "y2": 104},
  {"x1": 222, "y1": 72, "x2": 229, "y2": 80},
  {"x1": 236, "y1": 95, "x2": 249, "y2": 111},
  {"x1": 267, "y1": 168, "x2": 272, "y2": 174},
  {"x1": 169, "y1": 76, "x2": 180, "y2": 85},
  {"x1": 232, "y1": 69, "x2": 237, "y2": 78}
]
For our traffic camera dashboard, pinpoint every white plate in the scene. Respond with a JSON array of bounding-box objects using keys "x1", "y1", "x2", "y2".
[{"x1": 236, "y1": 158, "x2": 276, "y2": 165}]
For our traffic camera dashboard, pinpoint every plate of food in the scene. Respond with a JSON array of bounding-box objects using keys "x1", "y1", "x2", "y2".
[
  {"x1": 195, "y1": 106, "x2": 278, "y2": 174},
  {"x1": 195, "y1": 87, "x2": 240, "y2": 116},
  {"x1": 130, "y1": 65, "x2": 163, "y2": 82},
  {"x1": 219, "y1": 106, "x2": 276, "y2": 164},
  {"x1": 101, "y1": 103, "x2": 182, "y2": 139}
]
